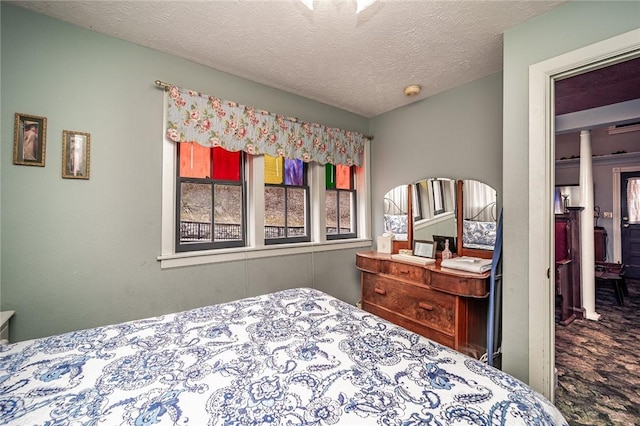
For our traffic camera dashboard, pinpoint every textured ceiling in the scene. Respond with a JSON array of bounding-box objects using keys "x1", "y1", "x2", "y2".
[{"x1": 9, "y1": 0, "x2": 568, "y2": 117}]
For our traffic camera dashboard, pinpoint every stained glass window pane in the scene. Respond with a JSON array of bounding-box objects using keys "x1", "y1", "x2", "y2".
[
  {"x1": 325, "y1": 164, "x2": 335, "y2": 189},
  {"x1": 336, "y1": 165, "x2": 351, "y2": 189},
  {"x1": 264, "y1": 155, "x2": 284, "y2": 184},
  {"x1": 285, "y1": 159, "x2": 304, "y2": 186},
  {"x1": 180, "y1": 143, "x2": 211, "y2": 178},
  {"x1": 212, "y1": 148, "x2": 241, "y2": 181},
  {"x1": 628, "y1": 177, "x2": 640, "y2": 223}
]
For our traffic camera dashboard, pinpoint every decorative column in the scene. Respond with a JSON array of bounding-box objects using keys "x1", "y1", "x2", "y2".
[{"x1": 579, "y1": 130, "x2": 600, "y2": 320}]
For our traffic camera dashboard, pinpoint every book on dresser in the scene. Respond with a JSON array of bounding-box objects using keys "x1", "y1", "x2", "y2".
[{"x1": 390, "y1": 253, "x2": 436, "y2": 265}]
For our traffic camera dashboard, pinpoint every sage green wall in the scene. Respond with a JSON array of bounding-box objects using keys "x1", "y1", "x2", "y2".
[
  {"x1": 502, "y1": 1, "x2": 640, "y2": 382},
  {"x1": 369, "y1": 73, "x2": 503, "y2": 239},
  {"x1": 0, "y1": 4, "x2": 368, "y2": 342},
  {"x1": 0, "y1": 5, "x2": 3, "y2": 316}
]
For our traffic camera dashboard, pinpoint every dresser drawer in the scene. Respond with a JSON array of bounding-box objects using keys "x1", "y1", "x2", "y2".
[
  {"x1": 356, "y1": 254, "x2": 381, "y2": 273},
  {"x1": 362, "y1": 274, "x2": 456, "y2": 336},
  {"x1": 430, "y1": 271, "x2": 488, "y2": 297},
  {"x1": 387, "y1": 261, "x2": 425, "y2": 283},
  {"x1": 362, "y1": 303, "x2": 455, "y2": 349}
]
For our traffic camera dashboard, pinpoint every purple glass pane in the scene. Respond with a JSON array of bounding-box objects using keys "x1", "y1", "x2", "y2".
[{"x1": 285, "y1": 159, "x2": 303, "y2": 186}]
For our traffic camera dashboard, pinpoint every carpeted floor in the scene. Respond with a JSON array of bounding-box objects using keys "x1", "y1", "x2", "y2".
[{"x1": 555, "y1": 277, "x2": 640, "y2": 425}]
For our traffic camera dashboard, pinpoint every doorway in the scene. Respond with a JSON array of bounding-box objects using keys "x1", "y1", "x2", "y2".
[
  {"x1": 528, "y1": 29, "x2": 640, "y2": 400},
  {"x1": 621, "y1": 170, "x2": 640, "y2": 279}
]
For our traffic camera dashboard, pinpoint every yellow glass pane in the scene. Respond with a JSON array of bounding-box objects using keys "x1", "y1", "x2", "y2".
[{"x1": 264, "y1": 155, "x2": 284, "y2": 184}]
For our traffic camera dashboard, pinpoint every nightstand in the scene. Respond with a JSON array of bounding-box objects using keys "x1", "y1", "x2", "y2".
[{"x1": 0, "y1": 311, "x2": 15, "y2": 344}]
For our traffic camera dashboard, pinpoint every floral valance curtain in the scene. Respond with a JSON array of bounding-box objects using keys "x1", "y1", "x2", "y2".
[{"x1": 165, "y1": 86, "x2": 367, "y2": 167}]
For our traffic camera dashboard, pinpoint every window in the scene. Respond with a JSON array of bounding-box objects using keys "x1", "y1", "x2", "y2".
[
  {"x1": 176, "y1": 143, "x2": 245, "y2": 252},
  {"x1": 160, "y1": 128, "x2": 371, "y2": 269},
  {"x1": 431, "y1": 179, "x2": 445, "y2": 215},
  {"x1": 264, "y1": 155, "x2": 310, "y2": 244},
  {"x1": 325, "y1": 164, "x2": 357, "y2": 239}
]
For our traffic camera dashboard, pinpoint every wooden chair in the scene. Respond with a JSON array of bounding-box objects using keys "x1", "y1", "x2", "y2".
[{"x1": 595, "y1": 262, "x2": 627, "y2": 306}]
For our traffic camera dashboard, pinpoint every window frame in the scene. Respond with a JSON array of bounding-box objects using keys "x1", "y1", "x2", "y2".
[
  {"x1": 431, "y1": 179, "x2": 446, "y2": 216},
  {"x1": 326, "y1": 165, "x2": 358, "y2": 240},
  {"x1": 264, "y1": 159, "x2": 311, "y2": 245},
  {"x1": 175, "y1": 147, "x2": 247, "y2": 251}
]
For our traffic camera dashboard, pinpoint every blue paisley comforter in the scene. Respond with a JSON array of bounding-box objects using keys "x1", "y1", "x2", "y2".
[{"x1": 0, "y1": 288, "x2": 567, "y2": 425}]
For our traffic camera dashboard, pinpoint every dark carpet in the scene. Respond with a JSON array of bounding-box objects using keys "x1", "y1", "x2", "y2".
[{"x1": 555, "y1": 278, "x2": 640, "y2": 425}]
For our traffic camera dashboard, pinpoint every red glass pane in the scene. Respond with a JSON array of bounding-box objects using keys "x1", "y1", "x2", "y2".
[
  {"x1": 336, "y1": 165, "x2": 351, "y2": 189},
  {"x1": 213, "y1": 147, "x2": 241, "y2": 181},
  {"x1": 180, "y1": 143, "x2": 211, "y2": 178}
]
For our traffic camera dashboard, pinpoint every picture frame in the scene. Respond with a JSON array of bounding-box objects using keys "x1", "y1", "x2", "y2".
[
  {"x1": 413, "y1": 240, "x2": 436, "y2": 259},
  {"x1": 13, "y1": 113, "x2": 47, "y2": 166},
  {"x1": 62, "y1": 130, "x2": 91, "y2": 179}
]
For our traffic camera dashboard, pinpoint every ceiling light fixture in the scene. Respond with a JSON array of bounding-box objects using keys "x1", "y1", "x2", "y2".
[
  {"x1": 403, "y1": 84, "x2": 421, "y2": 97},
  {"x1": 300, "y1": 0, "x2": 314, "y2": 11},
  {"x1": 299, "y1": 0, "x2": 377, "y2": 14},
  {"x1": 355, "y1": 0, "x2": 377, "y2": 14}
]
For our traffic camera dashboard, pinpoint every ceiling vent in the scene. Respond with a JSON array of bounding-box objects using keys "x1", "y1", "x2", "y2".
[{"x1": 608, "y1": 121, "x2": 640, "y2": 135}]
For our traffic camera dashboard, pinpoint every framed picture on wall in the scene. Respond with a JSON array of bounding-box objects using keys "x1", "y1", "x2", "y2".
[
  {"x1": 62, "y1": 130, "x2": 90, "y2": 179},
  {"x1": 13, "y1": 113, "x2": 47, "y2": 166}
]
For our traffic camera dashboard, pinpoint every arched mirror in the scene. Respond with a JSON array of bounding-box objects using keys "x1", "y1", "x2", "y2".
[
  {"x1": 383, "y1": 184, "x2": 411, "y2": 241},
  {"x1": 382, "y1": 179, "x2": 497, "y2": 258},
  {"x1": 456, "y1": 179, "x2": 498, "y2": 259},
  {"x1": 412, "y1": 178, "x2": 457, "y2": 252}
]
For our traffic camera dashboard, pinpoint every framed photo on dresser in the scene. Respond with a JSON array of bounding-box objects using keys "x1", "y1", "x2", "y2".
[{"x1": 413, "y1": 240, "x2": 436, "y2": 259}]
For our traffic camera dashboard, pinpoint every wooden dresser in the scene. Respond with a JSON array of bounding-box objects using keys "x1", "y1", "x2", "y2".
[{"x1": 356, "y1": 251, "x2": 490, "y2": 358}]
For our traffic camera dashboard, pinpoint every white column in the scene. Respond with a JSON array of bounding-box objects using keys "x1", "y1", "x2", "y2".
[{"x1": 580, "y1": 130, "x2": 600, "y2": 320}]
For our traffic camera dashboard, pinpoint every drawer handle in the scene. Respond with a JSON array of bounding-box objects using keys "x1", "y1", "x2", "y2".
[
  {"x1": 419, "y1": 302, "x2": 434, "y2": 311},
  {"x1": 374, "y1": 287, "x2": 387, "y2": 295},
  {"x1": 399, "y1": 269, "x2": 410, "y2": 274}
]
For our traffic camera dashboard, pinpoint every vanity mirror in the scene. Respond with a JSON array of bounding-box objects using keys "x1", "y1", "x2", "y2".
[
  {"x1": 456, "y1": 179, "x2": 497, "y2": 259},
  {"x1": 383, "y1": 184, "x2": 410, "y2": 241},
  {"x1": 382, "y1": 178, "x2": 497, "y2": 258},
  {"x1": 412, "y1": 178, "x2": 457, "y2": 245},
  {"x1": 382, "y1": 184, "x2": 413, "y2": 252}
]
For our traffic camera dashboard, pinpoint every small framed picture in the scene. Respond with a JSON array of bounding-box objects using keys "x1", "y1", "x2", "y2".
[
  {"x1": 13, "y1": 113, "x2": 47, "y2": 166},
  {"x1": 413, "y1": 240, "x2": 436, "y2": 259},
  {"x1": 62, "y1": 130, "x2": 90, "y2": 179}
]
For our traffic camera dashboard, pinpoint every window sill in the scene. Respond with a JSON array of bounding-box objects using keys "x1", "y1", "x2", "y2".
[{"x1": 157, "y1": 238, "x2": 373, "y2": 269}]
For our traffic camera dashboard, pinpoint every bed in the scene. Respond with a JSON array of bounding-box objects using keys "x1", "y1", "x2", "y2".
[{"x1": 0, "y1": 288, "x2": 567, "y2": 425}]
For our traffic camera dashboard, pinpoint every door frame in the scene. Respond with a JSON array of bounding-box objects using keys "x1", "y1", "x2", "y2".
[
  {"x1": 528, "y1": 28, "x2": 640, "y2": 400},
  {"x1": 613, "y1": 166, "x2": 640, "y2": 263}
]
